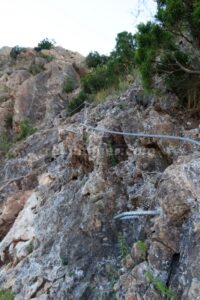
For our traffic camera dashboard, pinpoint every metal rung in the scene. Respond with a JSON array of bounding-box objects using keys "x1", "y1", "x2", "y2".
[{"x1": 114, "y1": 209, "x2": 161, "y2": 220}]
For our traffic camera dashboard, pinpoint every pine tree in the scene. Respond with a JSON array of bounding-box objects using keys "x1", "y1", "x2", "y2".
[{"x1": 135, "y1": 0, "x2": 200, "y2": 108}]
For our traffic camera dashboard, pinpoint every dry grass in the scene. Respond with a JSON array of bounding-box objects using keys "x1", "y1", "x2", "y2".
[{"x1": 94, "y1": 80, "x2": 130, "y2": 104}]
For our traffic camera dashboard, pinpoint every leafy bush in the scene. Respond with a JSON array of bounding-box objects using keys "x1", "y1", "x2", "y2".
[
  {"x1": 67, "y1": 91, "x2": 90, "y2": 115},
  {"x1": 86, "y1": 51, "x2": 109, "y2": 68},
  {"x1": 81, "y1": 31, "x2": 135, "y2": 98},
  {"x1": 63, "y1": 78, "x2": 76, "y2": 93},
  {"x1": 10, "y1": 46, "x2": 26, "y2": 59},
  {"x1": 34, "y1": 38, "x2": 55, "y2": 52},
  {"x1": 82, "y1": 65, "x2": 119, "y2": 94},
  {"x1": 18, "y1": 119, "x2": 36, "y2": 139},
  {"x1": 29, "y1": 63, "x2": 44, "y2": 75},
  {"x1": 0, "y1": 289, "x2": 14, "y2": 300},
  {"x1": 145, "y1": 272, "x2": 177, "y2": 299}
]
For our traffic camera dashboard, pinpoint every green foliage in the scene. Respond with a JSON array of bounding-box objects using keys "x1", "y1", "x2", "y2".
[
  {"x1": 159, "y1": 50, "x2": 200, "y2": 108},
  {"x1": 18, "y1": 119, "x2": 36, "y2": 139},
  {"x1": 10, "y1": 46, "x2": 26, "y2": 59},
  {"x1": 135, "y1": 1, "x2": 200, "y2": 108},
  {"x1": 86, "y1": 51, "x2": 109, "y2": 68},
  {"x1": 27, "y1": 241, "x2": 34, "y2": 254},
  {"x1": 118, "y1": 103, "x2": 128, "y2": 110},
  {"x1": 0, "y1": 134, "x2": 12, "y2": 154},
  {"x1": 34, "y1": 38, "x2": 55, "y2": 52},
  {"x1": 80, "y1": 31, "x2": 135, "y2": 100},
  {"x1": 63, "y1": 77, "x2": 75, "y2": 93},
  {"x1": 105, "y1": 264, "x2": 118, "y2": 288},
  {"x1": 82, "y1": 64, "x2": 119, "y2": 94},
  {"x1": 65, "y1": 31, "x2": 135, "y2": 115},
  {"x1": 60, "y1": 255, "x2": 68, "y2": 266},
  {"x1": 29, "y1": 63, "x2": 44, "y2": 75},
  {"x1": 136, "y1": 240, "x2": 148, "y2": 254},
  {"x1": 145, "y1": 272, "x2": 177, "y2": 299},
  {"x1": 67, "y1": 91, "x2": 89, "y2": 115},
  {"x1": 0, "y1": 289, "x2": 14, "y2": 300},
  {"x1": 41, "y1": 54, "x2": 55, "y2": 62},
  {"x1": 108, "y1": 142, "x2": 118, "y2": 167},
  {"x1": 111, "y1": 31, "x2": 135, "y2": 74},
  {"x1": 193, "y1": 1, "x2": 200, "y2": 27},
  {"x1": 156, "y1": 0, "x2": 200, "y2": 41},
  {"x1": 156, "y1": 0, "x2": 186, "y2": 26},
  {"x1": 117, "y1": 233, "x2": 129, "y2": 258},
  {"x1": 135, "y1": 21, "x2": 173, "y2": 90},
  {"x1": 6, "y1": 151, "x2": 15, "y2": 160}
]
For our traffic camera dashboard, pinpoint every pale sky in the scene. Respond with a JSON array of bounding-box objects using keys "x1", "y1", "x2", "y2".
[{"x1": 0, "y1": 0, "x2": 156, "y2": 56}]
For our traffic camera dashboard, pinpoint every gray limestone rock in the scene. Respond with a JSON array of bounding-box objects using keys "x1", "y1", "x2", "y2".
[{"x1": 0, "y1": 47, "x2": 199, "y2": 300}]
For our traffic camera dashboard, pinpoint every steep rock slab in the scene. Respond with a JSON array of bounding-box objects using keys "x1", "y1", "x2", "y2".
[
  {"x1": 13, "y1": 60, "x2": 79, "y2": 128},
  {"x1": 151, "y1": 156, "x2": 200, "y2": 300},
  {"x1": 116, "y1": 156, "x2": 200, "y2": 300},
  {"x1": 0, "y1": 78, "x2": 199, "y2": 299}
]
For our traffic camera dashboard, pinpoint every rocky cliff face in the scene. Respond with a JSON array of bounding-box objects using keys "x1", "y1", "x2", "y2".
[{"x1": 0, "y1": 47, "x2": 200, "y2": 300}]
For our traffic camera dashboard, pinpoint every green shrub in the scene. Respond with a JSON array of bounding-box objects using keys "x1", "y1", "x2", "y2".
[
  {"x1": 85, "y1": 51, "x2": 109, "y2": 68},
  {"x1": 145, "y1": 272, "x2": 177, "y2": 299},
  {"x1": 18, "y1": 119, "x2": 36, "y2": 139},
  {"x1": 6, "y1": 151, "x2": 15, "y2": 160},
  {"x1": 77, "y1": 30, "x2": 136, "y2": 102},
  {"x1": 41, "y1": 54, "x2": 55, "y2": 62},
  {"x1": 68, "y1": 91, "x2": 90, "y2": 115},
  {"x1": 82, "y1": 32, "x2": 136, "y2": 96},
  {"x1": 136, "y1": 240, "x2": 148, "y2": 254},
  {"x1": 10, "y1": 46, "x2": 26, "y2": 59},
  {"x1": 105, "y1": 264, "x2": 118, "y2": 288},
  {"x1": 108, "y1": 142, "x2": 118, "y2": 167},
  {"x1": 27, "y1": 241, "x2": 34, "y2": 254},
  {"x1": 29, "y1": 63, "x2": 44, "y2": 75},
  {"x1": 34, "y1": 38, "x2": 55, "y2": 52},
  {"x1": 0, "y1": 134, "x2": 12, "y2": 154},
  {"x1": 63, "y1": 78, "x2": 75, "y2": 93},
  {"x1": 60, "y1": 255, "x2": 68, "y2": 266},
  {"x1": 117, "y1": 233, "x2": 129, "y2": 258},
  {"x1": 82, "y1": 65, "x2": 119, "y2": 94},
  {"x1": 0, "y1": 289, "x2": 14, "y2": 300}
]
